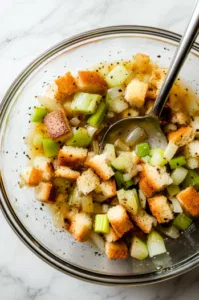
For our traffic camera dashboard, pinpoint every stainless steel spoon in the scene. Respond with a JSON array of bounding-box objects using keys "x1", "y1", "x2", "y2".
[{"x1": 101, "y1": 1, "x2": 199, "y2": 149}]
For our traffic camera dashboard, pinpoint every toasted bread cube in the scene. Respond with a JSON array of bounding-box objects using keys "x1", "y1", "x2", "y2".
[
  {"x1": 85, "y1": 154, "x2": 114, "y2": 181},
  {"x1": 54, "y1": 166, "x2": 80, "y2": 180},
  {"x1": 104, "y1": 227, "x2": 120, "y2": 243},
  {"x1": 132, "y1": 53, "x2": 150, "y2": 73},
  {"x1": 58, "y1": 146, "x2": 88, "y2": 167},
  {"x1": 77, "y1": 71, "x2": 108, "y2": 94},
  {"x1": 21, "y1": 166, "x2": 43, "y2": 186},
  {"x1": 185, "y1": 140, "x2": 199, "y2": 157},
  {"x1": 55, "y1": 72, "x2": 77, "y2": 99},
  {"x1": 100, "y1": 180, "x2": 117, "y2": 198},
  {"x1": 69, "y1": 212, "x2": 92, "y2": 242},
  {"x1": 35, "y1": 182, "x2": 53, "y2": 202},
  {"x1": 125, "y1": 79, "x2": 148, "y2": 108},
  {"x1": 44, "y1": 109, "x2": 71, "y2": 141},
  {"x1": 107, "y1": 205, "x2": 133, "y2": 238},
  {"x1": 77, "y1": 168, "x2": 100, "y2": 195},
  {"x1": 33, "y1": 156, "x2": 53, "y2": 181},
  {"x1": 148, "y1": 195, "x2": 173, "y2": 223},
  {"x1": 146, "y1": 68, "x2": 167, "y2": 99},
  {"x1": 168, "y1": 93, "x2": 189, "y2": 125},
  {"x1": 168, "y1": 126, "x2": 195, "y2": 147},
  {"x1": 130, "y1": 209, "x2": 154, "y2": 233},
  {"x1": 177, "y1": 186, "x2": 199, "y2": 217},
  {"x1": 105, "y1": 241, "x2": 128, "y2": 260},
  {"x1": 139, "y1": 164, "x2": 172, "y2": 197}
]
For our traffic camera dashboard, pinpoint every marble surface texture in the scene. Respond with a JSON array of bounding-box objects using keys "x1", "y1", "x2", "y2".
[{"x1": 0, "y1": 0, "x2": 199, "y2": 299}]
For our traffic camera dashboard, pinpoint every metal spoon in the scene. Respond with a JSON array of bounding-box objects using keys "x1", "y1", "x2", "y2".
[{"x1": 101, "y1": 1, "x2": 199, "y2": 149}]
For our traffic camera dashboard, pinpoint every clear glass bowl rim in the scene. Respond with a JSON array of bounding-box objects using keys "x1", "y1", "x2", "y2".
[{"x1": 0, "y1": 25, "x2": 199, "y2": 286}]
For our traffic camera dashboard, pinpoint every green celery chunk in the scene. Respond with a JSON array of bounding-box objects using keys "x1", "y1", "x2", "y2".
[
  {"x1": 136, "y1": 143, "x2": 151, "y2": 158},
  {"x1": 42, "y1": 138, "x2": 59, "y2": 158},
  {"x1": 31, "y1": 106, "x2": 48, "y2": 122},
  {"x1": 105, "y1": 65, "x2": 130, "y2": 87},
  {"x1": 117, "y1": 188, "x2": 139, "y2": 215},
  {"x1": 169, "y1": 156, "x2": 186, "y2": 169},
  {"x1": 53, "y1": 178, "x2": 71, "y2": 194},
  {"x1": 87, "y1": 102, "x2": 106, "y2": 128},
  {"x1": 173, "y1": 213, "x2": 192, "y2": 230},
  {"x1": 171, "y1": 167, "x2": 188, "y2": 185},
  {"x1": 94, "y1": 214, "x2": 110, "y2": 233},
  {"x1": 130, "y1": 236, "x2": 148, "y2": 260},
  {"x1": 142, "y1": 155, "x2": 151, "y2": 163},
  {"x1": 183, "y1": 170, "x2": 199, "y2": 188},
  {"x1": 166, "y1": 185, "x2": 180, "y2": 196},
  {"x1": 147, "y1": 231, "x2": 166, "y2": 258},
  {"x1": 69, "y1": 186, "x2": 82, "y2": 208},
  {"x1": 150, "y1": 148, "x2": 167, "y2": 167},
  {"x1": 71, "y1": 92, "x2": 102, "y2": 114},
  {"x1": 114, "y1": 171, "x2": 133, "y2": 190},
  {"x1": 66, "y1": 127, "x2": 92, "y2": 147}
]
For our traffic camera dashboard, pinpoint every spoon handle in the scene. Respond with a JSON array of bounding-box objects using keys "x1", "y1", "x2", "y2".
[{"x1": 151, "y1": 1, "x2": 199, "y2": 117}]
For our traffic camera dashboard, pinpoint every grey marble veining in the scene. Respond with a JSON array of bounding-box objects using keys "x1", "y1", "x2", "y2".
[{"x1": 0, "y1": 0, "x2": 199, "y2": 299}]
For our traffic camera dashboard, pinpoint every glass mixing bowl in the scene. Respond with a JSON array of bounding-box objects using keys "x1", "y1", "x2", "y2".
[{"x1": 0, "y1": 26, "x2": 199, "y2": 285}]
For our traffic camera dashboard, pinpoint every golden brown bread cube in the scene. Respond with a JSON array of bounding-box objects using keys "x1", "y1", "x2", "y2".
[
  {"x1": 44, "y1": 109, "x2": 71, "y2": 141},
  {"x1": 21, "y1": 166, "x2": 43, "y2": 186},
  {"x1": 104, "y1": 227, "x2": 120, "y2": 243},
  {"x1": 105, "y1": 241, "x2": 128, "y2": 260},
  {"x1": 76, "y1": 71, "x2": 108, "y2": 94},
  {"x1": 177, "y1": 186, "x2": 199, "y2": 217},
  {"x1": 148, "y1": 195, "x2": 173, "y2": 223},
  {"x1": 35, "y1": 182, "x2": 54, "y2": 202},
  {"x1": 107, "y1": 205, "x2": 133, "y2": 238},
  {"x1": 168, "y1": 126, "x2": 195, "y2": 147},
  {"x1": 130, "y1": 209, "x2": 154, "y2": 233},
  {"x1": 85, "y1": 154, "x2": 114, "y2": 181},
  {"x1": 125, "y1": 79, "x2": 148, "y2": 108},
  {"x1": 69, "y1": 212, "x2": 92, "y2": 242},
  {"x1": 58, "y1": 146, "x2": 88, "y2": 167},
  {"x1": 55, "y1": 72, "x2": 77, "y2": 101},
  {"x1": 139, "y1": 163, "x2": 172, "y2": 197},
  {"x1": 54, "y1": 166, "x2": 80, "y2": 180}
]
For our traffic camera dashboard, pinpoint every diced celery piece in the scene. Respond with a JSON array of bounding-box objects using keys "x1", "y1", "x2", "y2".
[
  {"x1": 82, "y1": 195, "x2": 94, "y2": 213},
  {"x1": 173, "y1": 213, "x2": 192, "y2": 230},
  {"x1": 32, "y1": 133, "x2": 43, "y2": 147},
  {"x1": 68, "y1": 186, "x2": 82, "y2": 208},
  {"x1": 66, "y1": 127, "x2": 92, "y2": 147},
  {"x1": 167, "y1": 185, "x2": 180, "y2": 196},
  {"x1": 117, "y1": 188, "x2": 139, "y2": 215},
  {"x1": 31, "y1": 106, "x2": 48, "y2": 122},
  {"x1": 103, "y1": 144, "x2": 116, "y2": 163},
  {"x1": 71, "y1": 92, "x2": 102, "y2": 114},
  {"x1": 163, "y1": 141, "x2": 178, "y2": 160},
  {"x1": 169, "y1": 156, "x2": 186, "y2": 169},
  {"x1": 171, "y1": 167, "x2": 188, "y2": 185},
  {"x1": 158, "y1": 225, "x2": 180, "y2": 239},
  {"x1": 94, "y1": 214, "x2": 110, "y2": 233},
  {"x1": 108, "y1": 96, "x2": 128, "y2": 113},
  {"x1": 147, "y1": 231, "x2": 166, "y2": 258},
  {"x1": 42, "y1": 138, "x2": 59, "y2": 158},
  {"x1": 114, "y1": 171, "x2": 133, "y2": 190},
  {"x1": 150, "y1": 148, "x2": 167, "y2": 167},
  {"x1": 53, "y1": 178, "x2": 71, "y2": 194},
  {"x1": 111, "y1": 152, "x2": 132, "y2": 171},
  {"x1": 142, "y1": 155, "x2": 151, "y2": 163},
  {"x1": 136, "y1": 143, "x2": 151, "y2": 158},
  {"x1": 130, "y1": 237, "x2": 148, "y2": 260},
  {"x1": 87, "y1": 102, "x2": 106, "y2": 128},
  {"x1": 105, "y1": 65, "x2": 130, "y2": 87},
  {"x1": 183, "y1": 170, "x2": 199, "y2": 188}
]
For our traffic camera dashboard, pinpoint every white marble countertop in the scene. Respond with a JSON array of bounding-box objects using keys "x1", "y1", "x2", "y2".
[{"x1": 1, "y1": 0, "x2": 199, "y2": 299}]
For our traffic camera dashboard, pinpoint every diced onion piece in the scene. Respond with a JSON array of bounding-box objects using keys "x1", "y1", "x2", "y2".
[
  {"x1": 90, "y1": 232, "x2": 105, "y2": 252},
  {"x1": 163, "y1": 141, "x2": 178, "y2": 160},
  {"x1": 138, "y1": 188, "x2": 146, "y2": 209},
  {"x1": 37, "y1": 96, "x2": 61, "y2": 111},
  {"x1": 158, "y1": 225, "x2": 180, "y2": 239},
  {"x1": 108, "y1": 96, "x2": 128, "y2": 113},
  {"x1": 87, "y1": 126, "x2": 97, "y2": 137},
  {"x1": 170, "y1": 197, "x2": 183, "y2": 213},
  {"x1": 171, "y1": 167, "x2": 188, "y2": 185},
  {"x1": 126, "y1": 128, "x2": 147, "y2": 147},
  {"x1": 147, "y1": 231, "x2": 166, "y2": 258},
  {"x1": 107, "y1": 87, "x2": 123, "y2": 99},
  {"x1": 151, "y1": 216, "x2": 157, "y2": 227},
  {"x1": 123, "y1": 173, "x2": 133, "y2": 181},
  {"x1": 163, "y1": 123, "x2": 177, "y2": 134},
  {"x1": 130, "y1": 237, "x2": 148, "y2": 260},
  {"x1": 150, "y1": 148, "x2": 167, "y2": 167},
  {"x1": 69, "y1": 117, "x2": 80, "y2": 126},
  {"x1": 186, "y1": 157, "x2": 199, "y2": 169}
]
